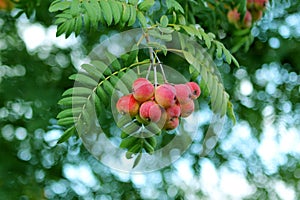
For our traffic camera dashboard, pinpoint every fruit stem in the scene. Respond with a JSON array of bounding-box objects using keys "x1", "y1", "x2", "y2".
[
  {"x1": 153, "y1": 63, "x2": 158, "y2": 87},
  {"x1": 145, "y1": 63, "x2": 152, "y2": 80},
  {"x1": 153, "y1": 51, "x2": 168, "y2": 83},
  {"x1": 145, "y1": 33, "x2": 158, "y2": 87}
]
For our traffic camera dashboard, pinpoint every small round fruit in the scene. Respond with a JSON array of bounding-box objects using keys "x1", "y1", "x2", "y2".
[
  {"x1": 174, "y1": 84, "x2": 192, "y2": 104},
  {"x1": 164, "y1": 117, "x2": 179, "y2": 130},
  {"x1": 166, "y1": 104, "x2": 181, "y2": 118},
  {"x1": 243, "y1": 10, "x2": 252, "y2": 28},
  {"x1": 116, "y1": 94, "x2": 139, "y2": 117},
  {"x1": 155, "y1": 84, "x2": 176, "y2": 108},
  {"x1": 139, "y1": 101, "x2": 161, "y2": 122},
  {"x1": 132, "y1": 78, "x2": 154, "y2": 102},
  {"x1": 227, "y1": 8, "x2": 240, "y2": 25},
  {"x1": 149, "y1": 103, "x2": 162, "y2": 123},
  {"x1": 186, "y1": 82, "x2": 201, "y2": 99},
  {"x1": 180, "y1": 100, "x2": 195, "y2": 118}
]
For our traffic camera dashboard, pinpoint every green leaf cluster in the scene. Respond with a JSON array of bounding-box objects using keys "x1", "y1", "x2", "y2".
[
  {"x1": 49, "y1": 0, "x2": 152, "y2": 37},
  {"x1": 177, "y1": 33, "x2": 236, "y2": 122}
]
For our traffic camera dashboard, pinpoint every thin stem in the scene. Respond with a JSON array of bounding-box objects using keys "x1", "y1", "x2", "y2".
[
  {"x1": 145, "y1": 33, "x2": 158, "y2": 87},
  {"x1": 145, "y1": 63, "x2": 152, "y2": 80},
  {"x1": 153, "y1": 64, "x2": 157, "y2": 87},
  {"x1": 136, "y1": 34, "x2": 145, "y2": 47},
  {"x1": 153, "y1": 51, "x2": 168, "y2": 83}
]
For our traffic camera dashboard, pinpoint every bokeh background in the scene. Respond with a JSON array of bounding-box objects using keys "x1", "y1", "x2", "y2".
[{"x1": 1, "y1": 0, "x2": 300, "y2": 199}]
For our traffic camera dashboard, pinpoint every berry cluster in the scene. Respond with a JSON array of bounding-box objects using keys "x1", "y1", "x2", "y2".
[
  {"x1": 116, "y1": 78, "x2": 201, "y2": 130},
  {"x1": 227, "y1": 0, "x2": 268, "y2": 29}
]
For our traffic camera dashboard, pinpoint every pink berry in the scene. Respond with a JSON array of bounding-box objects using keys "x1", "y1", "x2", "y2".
[
  {"x1": 155, "y1": 84, "x2": 176, "y2": 108},
  {"x1": 132, "y1": 78, "x2": 154, "y2": 102},
  {"x1": 180, "y1": 100, "x2": 195, "y2": 118},
  {"x1": 139, "y1": 101, "x2": 161, "y2": 122},
  {"x1": 174, "y1": 84, "x2": 192, "y2": 104},
  {"x1": 116, "y1": 94, "x2": 139, "y2": 117},
  {"x1": 186, "y1": 82, "x2": 201, "y2": 99}
]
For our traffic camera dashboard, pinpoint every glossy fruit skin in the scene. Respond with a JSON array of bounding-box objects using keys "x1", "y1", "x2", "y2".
[
  {"x1": 186, "y1": 82, "x2": 201, "y2": 100},
  {"x1": 180, "y1": 100, "x2": 195, "y2": 118},
  {"x1": 166, "y1": 104, "x2": 181, "y2": 118},
  {"x1": 116, "y1": 94, "x2": 139, "y2": 117},
  {"x1": 117, "y1": 78, "x2": 201, "y2": 131},
  {"x1": 174, "y1": 84, "x2": 192, "y2": 104},
  {"x1": 149, "y1": 103, "x2": 162, "y2": 123},
  {"x1": 132, "y1": 78, "x2": 154, "y2": 102},
  {"x1": 139, "y1": 101, "x2": 161, "y2": 122},
  {"x1": 155, "y1": 84, "x2": 176, "y2": 108},
  {"x1": 164, "y1": 117, "x2": 179, "y2": 130}
]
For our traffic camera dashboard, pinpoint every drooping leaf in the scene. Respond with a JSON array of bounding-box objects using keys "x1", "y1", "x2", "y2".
[
  {"x1": 128, "y1": 5, "x2": 137, "y2": 26},
  {"x1": 83, "y1": 0, "x2": 98, "y2": 29},
  {"x1": 57, "y1": 107, "x2": 82, "y2": 119},
  {"x1": 137, "y1": 0, "x2": 155, "y2": 12},
  {"x1": 62, "y1": 87, "x2": 93, "y2": 97},
  {"x1": 57, "y1": 117, "x2": 77, "y2": 126},
  {"x1": 160, "y1": 15, "x2": 169, "y2": 27},
  {"x1": 58, "y1": 96, "x2": 87, "y2": 106},
  {"x1": 57, "y1": 126, "x2": 77, "y2": 144},
  {"x1": 100, "y1": 0, "x2": 113, "y2": 26},
  {"x1": 109, "y1": 1, "x2": 122, "y2": 24},
  {"x1": 137, "y1": 11, "x2": 147, "y2": 27},
  {"x1": 132, "y1": 152, "x2": 142, "y2": 168},
  {"x1": 166, "y1": 0, "x2": 184, "y2": 13},
  {"x1": 49, "y1": 1, "x2": 71, "y2": 12},
  {"x1": 69, "y1": 73, "x2": 98, "y2": 86}
]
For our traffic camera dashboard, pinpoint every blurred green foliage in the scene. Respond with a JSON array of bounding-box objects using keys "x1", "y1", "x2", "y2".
[{"x1": 1, "y1": 0, "x2": 300, "y2": 199}]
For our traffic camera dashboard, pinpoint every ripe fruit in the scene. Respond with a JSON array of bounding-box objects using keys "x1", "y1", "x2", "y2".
[
  {"x1": 251, "y1": 10, "x2": 263, "y2": 21},
  {"x1": 116, "y1": 94, "x2": 139, "y2": 117},
  {"x1": 132, "y1": 78, "x2": 154, "y2": 102},
  {"x1": 0, "y1": 0, "x2": 14, "y2": 11},
  {"x1": 174, "y1": 84, "x2": 192, "y2": 104},
  {"x1": 186, "y1": 82, "x2": 201, "y2": 99},
  {"x1": 116, "y1": 76, "x2": 201, "y2": 132},
  {"x1": 166, "y1": 104, "x2": 181, "y2": 118},
  {"x1": 180, "y1": 100, "x2": 195, "y2": 118},
  {"x1": 253, "y1": 0, "x2": 268, "y2": 10},
  {"x1": 164, "y1": 117, "x2": 179, "y2": 130},
  {"x1": 243, "y1": 10, "x2": 252, "y2": 28},
  {"x1": 155, "y1": 84, "x2": 176, "y2": 108},
  {"x1": 139, "y1": 101, "x2": 161, "y2": 122},
  {"x1": 227, "y1": 8, "x2": 240, "y2": 26}
]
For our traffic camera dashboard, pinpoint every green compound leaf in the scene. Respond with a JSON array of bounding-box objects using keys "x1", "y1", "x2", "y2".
[
  {"x1": 62, "y1": 87, "x2": 92, "y2": 97},
  {"x1": 132, "y1": 152, "x2": 142, "y2": 168},
  {"x1": 128, "y1": 5, "x2": 137, "y2": 26},
  {"x1": 166, "y1": 0, "x2": 184, "y2": 13},
  {"x1": 69, "y1": 73, "x2": 98, "y2": 86},
  {"x1": 49, "y1": 1, "x2": 70, "y2": 12},
  {"x1": 57, "y1": 126, "x2": 77, "y2": 144},
  {"x1": 109, "y1": 1, "x2": 122, "y2": 24},
  {"x1": 180, "y1": 24, "x2": 239, "y2": 67},
  {"x1": 177, "y1": 34, "x2": 234, "y2": 119},
  {"x1": 137, "y1": 0, "x2": 155, "y2": 12},
  {"x1": 50, "y1": 0, "x2": 143, "y2": 38},
  {"x1": 100, "y1": 0, "x2": 113, "y2": 26},
  {"x1": 160, "y1": 15, "x2": 169, "y2": 27},
  {"x1": 137, "y1": 11, "x2": 147, "y2": 27}
]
